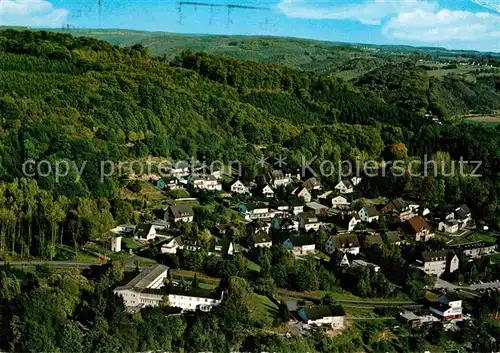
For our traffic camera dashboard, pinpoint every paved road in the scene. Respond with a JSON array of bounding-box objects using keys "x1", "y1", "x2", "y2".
[
  {"x1": 0, "y1": 257, "x2": 141, "y2": 270},
  {"x1": 0, "y1": 261, "x2": 103, "y2": 268}
]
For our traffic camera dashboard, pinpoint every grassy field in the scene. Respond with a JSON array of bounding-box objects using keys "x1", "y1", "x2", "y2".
[
  {"x1": 122, "y1": 237, "x2": 144, "y2": 250},
  {"x1": 250, "y1": 292, "x2": 279, "y2": 328},
  {"x1": 464, "y1": 115, "x2": 500, "y2": 127},
  {"x1": 466, "y1": 231, "x2": 498, "y2": 244}
]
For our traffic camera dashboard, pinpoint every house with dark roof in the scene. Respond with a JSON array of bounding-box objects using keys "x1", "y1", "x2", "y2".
[
  {"x1": 271, "y1": 169, "x2": 293, "y2": 188},
  {"x1": 426, "y1": 291, "x2": 463, "y2": 321},
  {"x1": 239, "y1": 203, "x2": 275, "y2": 221},
  {"x1": 296, "y1": 212, "x2": 322, "y2": 231},
  {"x1": 292, "y1": 187, "x2": 312, "y2": 202},
  {"x1": 209, "y1": 238, "x2": 234, "y2": 257},
  {"x1": 324, "y1": 234, "x2": 360, "y2": 255},
  {"x1": 438, "y1": 204, "x2": 473, "y2": 233},
  {"x1": 283, "y1": 233, "x2": 316, "y2": 255},
  {"x1": 361, "y1": 233, "x2": 384, "y2": 247},
  {"x1": 319, "y1": 192, "x2": 350, "y2": 209},
  {"x1": 158, "y1": 236, "x2": 184, "y2": 254},
  {"x1": 247, "y1": 231, "x2": 272, "y2": 248},
  {"x1": 381, "y1": 198, "x2": 416, "y2": 221},
  {"x1": 405, "y1": 216, "x2": 433, "y2": 241},
  {"x1": 358, "y1": 206, "x2": 380, "y2": 222},
  {"x1": 382, "y1": 230, "x2": 403, "y2": 246},
  {"x1": 334, "y1": 179, "x2": 354, "y2": 194},
  {"x1": 419, "y1": 250, "x2": 459, "y2": 277},
  {"x1": 134, "y1": 223, "x2": 157, "y2": 241},
  {"x1": 297, "y1": 305, "x2": 346, "y2": 329},
  {"x1": 164, "y1": 204, "x2": 194, "y2": 224}
]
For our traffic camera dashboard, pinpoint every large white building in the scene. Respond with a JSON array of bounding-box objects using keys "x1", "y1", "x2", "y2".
[{"x1": 113, "y1": 264, "x2": 223, "y2": 312}]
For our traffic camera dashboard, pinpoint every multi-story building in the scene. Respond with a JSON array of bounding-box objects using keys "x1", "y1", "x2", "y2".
[
  {"x1": 114, "y1": 264, "x2": 223, "y2": 312},
  {"x1": 420, "y1": 250, "x2": 459, "y2": 277}
]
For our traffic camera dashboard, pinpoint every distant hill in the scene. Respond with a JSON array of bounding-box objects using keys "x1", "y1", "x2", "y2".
[{"x1": 5, "y1": 27, "x2": 500, "y2": 81}]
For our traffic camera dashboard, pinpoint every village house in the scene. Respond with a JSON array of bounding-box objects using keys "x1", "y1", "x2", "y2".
[
  {"x1": 419, "y1": 250, "x2": 459, "y2": 277},
  {"x1": 186, "y1": 174, "x2": 222, "y2": 191},
  {"x1": 296, "y1": 212, "x2": 322, "y2": 232},
  {"x1": 239, "y1": 203, "x2": 275, "y2": 221},
  {"x1": 305, "y1": 201, "x2": 329, "y2": 215},
  {"x1": 334, "y1": 179, "x2": 354, "y2": 194},
  {"x1": 230, "y1": 179, "x2": 250, "y2": 194},
  {"x1": 209, "y1": 238, "x2": 234, "y2": 257},
  {"x1": 351, "y1": 259, "x2": 380, "y2": 272},
  {"x1": 271, "y1": 200, "x2": 290, "y2": 215},
  {"x1": 297, "y1": 305, "x2": 346, "y2": 330},
  {"x1": 399, "y1": 311, "x2": 421, "y2": 328},
  {"x1": 438, "y1": 205, "x2": 473, "y2": 233},
  {"x1": 134, "y1": 223, "x2": 166, "y2": 241},
  {"x1": 283, "y1": 233, "x2": 316, "y2": 255},
  {"x1": 154, "y1": 177, "x2": 182, "y2": 190},
  {"x1": 272, "y1": 216, "x2": 300, "y2": 232},
  {"x1": 292, "y1": 187, "x2": 312, "y2": 202},
  {"x1": 361, "y1": 233, "x2": 384, "y2": 247},
  {"x1": 183, "y1": 238, "x2": 202, "y2": 252},
  {"x1": 289, "y1": 199, "x2": 305, "y2": 215},
  {"x1": 261, "y1": 185, "x2": 275, "y2": 198},
  {"x1": 449, "y1": 241, "x2": 497, "y2": 258},
  {"x1": 405, "y1": 216, "x2": 433, "y2": 241},
  {"x1": 164, "y1": 204, "x2": 195, "y2": 225},
  {"x1": 358, "y1": 205, "x2": 380, "y2": 223},
  {"x1": 168, "y1": 161, "x2": 190, "y2": 178},
  {"x1": 382, "y1": 230, "x2": 403, "y2": 246},
  {"x1": 158, "y1": 236, "x2": 184, "y2": 254},
  {"x1": 381, "y1": 198, "x2": 415, "y2": 221},
  {"x1": 303, "y1": 177, "x2": 321, "y2": 191},
  {"x1": 342, "y1": 214, "x2": 361, "y2": 232},
  {"x1": 427, "y1": 291, "x2": 463, "y2": 321},
  {"x1": 271, "y1": 169, "x2": 293, "y2": 188},
  {"x1": 324, "y1": 234, "x2": 360, "y2": 255},
  {"x1": 330, "y1": 250, "x2": 350, "y2": 267},
  {"x1": 351, "y1": 176, "x2": 362, "y2": 186},
  {"x1": 247, "y1": 231, "x2": 273, "y2": 248},
  {"x1": 319, "y1": 192, "x2": 350, "y2": 209}
]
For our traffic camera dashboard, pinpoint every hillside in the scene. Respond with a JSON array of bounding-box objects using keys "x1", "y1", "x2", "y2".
[{"x1": 10, "y1": 28, "x2": 500, "y2": 81}]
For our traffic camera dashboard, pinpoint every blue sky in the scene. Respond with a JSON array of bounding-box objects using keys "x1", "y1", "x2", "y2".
[{"x1": 1, "y1": 0, "x2": 499, "y2": 52}]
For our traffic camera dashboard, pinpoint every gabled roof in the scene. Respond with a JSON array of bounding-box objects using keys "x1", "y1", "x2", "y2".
[
  {"x1": 303, "y1": 177, "x2": 320, "y2": 191},
  {"x1": 248, "y1": 231, "x2": 272, "y2": 244},
  {"x1": 271, "y1": 169, "x2": 285, "y2": 179},
  {"x1": 421, "y1": 250, "x2": 452, "y2": 262},
  {"x1": 363, "y1": 234, "x2": 383, "y2": 246},
  {"x1": 330, "y1": 234, "x2": 360, "y2": 249},
  {"x1": 337, "y1": 179, "x2": 353, "y2": 189},
  {"x1": 300, "y1": 305, "x2": 345, "y2": 321},
  {"x1": 288, "y1": 233, "x2": 315, "y2": 247},
  {"x1": 135, "y1": 223, "x2": 154, "y2": 238},
  {"x1": 168, "y1": 204, "x2": 194, "y2": 218},
  {"x1": 406, "y1": 216, "x2": 430, "y2": 234},
  {"x1": 382, "y1": 198, "x2": 408, "y2": 213},
  {"x1": 363, "y1": 206, "x2": 379, "y2": 217},
  {"x1": 383, "y1": 231, "x2": 402, "y2": 244},
  {"x1": 455, "y1": 204, "x2": 471, "y2": 219},
  {"x1": 306, "y1": 201, "x2": 328, "y2": 211}
]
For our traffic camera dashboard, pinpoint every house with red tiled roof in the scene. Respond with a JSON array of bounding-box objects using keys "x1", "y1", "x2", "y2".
[{"x1": 404, "y1": 216, "x2": 433, "y2": 241}]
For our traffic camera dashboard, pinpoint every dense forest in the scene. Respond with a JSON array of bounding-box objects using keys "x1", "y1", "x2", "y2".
[{"x1": 0, "y1": 29, "x2": 499, "y2": 258}]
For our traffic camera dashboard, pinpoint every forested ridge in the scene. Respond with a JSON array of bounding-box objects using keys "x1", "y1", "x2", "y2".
[{"x1": 0, "y1": 29, "x2": 499, "y2": 259}]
